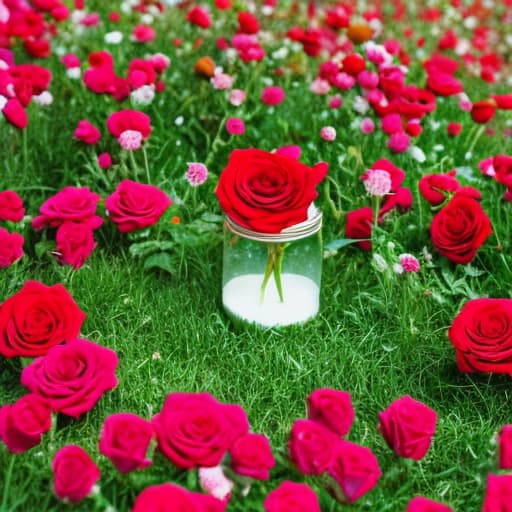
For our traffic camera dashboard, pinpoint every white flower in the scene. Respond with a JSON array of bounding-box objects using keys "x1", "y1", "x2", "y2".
[
  {"x1": 66, "y1": 67, "x2": 81, "y2": 79},
  {"x1": 372, "y1": 253, "x2": 389, "y2": 272},
  {"x1": 392, "y1": 263, "x2": 404, "y2": 274},
  {"x1": 32, "y1": 91, "x2": 53, "y2": 106},
  {"x1": 408, "y1": 145, "x2": 426, "y2": 163},
  {"x1": 353, "y1": 95, "x2": 369, "y2": 114},
  {"x1": 130, "y1": 85, "x2": 155, "y2": 106},
  {"x1": 105, "y1": 31, "x2": 123, "y2": 44}
]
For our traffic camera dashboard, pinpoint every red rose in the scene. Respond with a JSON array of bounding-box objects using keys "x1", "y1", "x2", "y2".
[
  {"x1": 0, "y1": 228, "x2": 24, "y2": 268},
  {"x1": 493, "y1": 155, "x2": 512, "y2": 188},
  {"x1": 0, "y1": 280, "x2": 86, "y2": 358},
  {"x1": 55, "y1": 221, "x2": 97, "y2": 269},
  {"x1": 32, "y1": 186, "x2": 103, "y2": 230},
  {"x1": 133, "y1": 483, "x2": 227, "y2": 512},
  {"x1": 21, "y1": 338, "x2": 118, "y2": 418},
  {"x1": 230, "y1": 433, "x2": 275, "y2": 480},
  {"x1": 345, "y1": 207, "x2": 373, "y2": 251},
  {"x1": 498, "y1": 425, "x2": 512, "y2": 469},
  {"x1": 307, "y1": 388, "x2": 355, "y2": 437},
  {"x1": 447, "y1": 122, "x2": 462, "y2": 137},
  {"x1": 264, "y1": 481, "x2": 321, "y2": 512},
  {"x1": 99, "y1": 413, "x2": 154, "y2": 473},
  {"x1": 378, "y1": 395, "x2": 437, "y2": 460},
  {"x1": 418, "y1": 171, "x2": 460, "y2": 206},
  {"x1": 482, "y1": 474, "x2": 512, "y2": 512},
  {"x1": 379, "y1": 186, "x2": 413, "y2": 221},
  {"x1": 426, "y1": 70, "x2": 463, "y2": 96},
  {"x1": 52, "y1": 445, "x2": 100, "y2": 503},
  {"x1": 430, "y1": 195, "x2": 492, "y2": 264},
  {"x1": 0, "y1": 190, "x2": 25, "y2": 222},
  {"x1": 327, "y1": 440, "x2": 381, "y2": 504},
  {"x1": 0, "y1": 394, "x2": 52, "y2": 453},
  {"x1": 342, "y1": 53, "x2": 366, "y2": 76},
  {"x1": 471, "y1": 99, "x2": 496, "y2": 124},
  {"x1": 406, "y1": 496, "x2": 453, "y2": 511},
  {"x1": 152, "y1": 392, "x2": 249, "y2": 469},
  {"x1": 105, "y1": 179, "x2": 172, "y2": 233},
  {"x1": 448, "y1": 298, "x2": 512, "y2": 375},
  {"x1": 187, "y1": 6, "x2": 212, "y2": 29},
  {"x1": 238, "y1": 11, "x2": 259, "y2": 34},
  {"x1": 215, "y1": 149, "x2": 327, "y2": 234},
  {"x1": 288, "y1": 419, "x2": 339, "y2": 474}
]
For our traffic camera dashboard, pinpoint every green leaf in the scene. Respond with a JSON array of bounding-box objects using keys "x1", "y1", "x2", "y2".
[
  {"x1": 200, "y1": 212, "x2": 224, "y2": 224},
  {"x1": 325, "y1": 238, "x2": 366, "y2": 251},
  {"x1": 35, "y1": 240, "x2": 55, "y2": 259},
  {"x1": 129, "y1": 241, "x2": 175, "y2": 258},
  {"x1": 464, "y1": 264, "x2": 485, "y2": 277},
  {"x1": 143, "y1": 252, "x2": 176, "y2": 274}
]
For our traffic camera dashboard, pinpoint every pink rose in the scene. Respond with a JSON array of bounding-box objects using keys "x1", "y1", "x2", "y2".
[
  {"x1": 0, "y1": 394, "x2": 52, "y2": 453},
  {"x1": 99, "y1": 413, "x2": 154, "y2": 473},
  {"x1": 74, "y1": 119, "x2": 101, "y2": 145},
  {"x1": 378, "y1": 395, "x2": 437, "y2": 460},
  {"x1": 498, "y1": 424, "x2": 512, "y2": 469},
  {"x1": 327, "y1": 440, "x2": 382, "y2": 504},
  {"x1": 152, "y1": 392, "x2": 249, "y2": 469},
  {"x1": 52, "y1": 445, "x2": 100, "y2": 503},
  {"x1": 230, "y1": 433, "x2": 275, "y2": 480},
  {"x1": 55, "y1": 221, "x2": 97, "y2": 269},
  {"x1": 0, "y1": 190, "x2": 25, "y2": 222},
  {"x1": 307, "y1": 388, "x2": 355, "y2": 436},
  {"x1": 288, "y1": 419, "x2": 339, "y2": 474},
  {"x1": 406, "y1": 496, "x2": 453, "y2": 511},
  {"x1": 482, "y1": 474, "x2": 512, "y2": 512},
  {"x1": 21, "y1": 338, "x2": 118, "y2": 418},
  {"x1": 105, "y1": 180, "x2": 172, "y2": 233},
  {"x1": 0, "y1": 228, "x2": 24, "y2": 268},
  {"x1": 264, "y1": 481, "x2": 321, "y2": 512}
]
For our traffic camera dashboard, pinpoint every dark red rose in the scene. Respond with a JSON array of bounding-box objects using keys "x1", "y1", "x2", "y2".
[
  {"x1": 345, "y1": 207, "x2": 373, "y2": 251},
  {"x1": 288, "y1": 419, "x2": 339, "y2": 474},
  {"x1": 21, "y1": 338, "x2": 118, "y2": 418},
  {"x1": 419, "y1": 171, "x2": 460, "y2": 206},
  {"x1": 264, "y1": 481, "x2": 321, "y2": 512},
  {"x1": 327, "y1": 440, "x2": 381, "y2": 504},
  {"x1": 105, "y1": 179, "x2": 171, "y2": 233},
  {"x1": 378, "y1": 395, "x2": 437, "y2": 460},
  {"x1": 0, "y1": 280, "x2": 86, "y2": 358},
  {"x1": 216, "y1": 149, "x2": 327, "y2": 234},
  {"x1": 498, "y1": 424, "x2": 512, "y2": 469},
  {"x1": 482, "y1": 474, "x2": 512, "y2": 512},
  {"x1": 0, "y1": 394, "x2": 52, "y2": 453},
  {"x1": 406, "y1": 496, "x2": 453, "y2": 511},
  {"x1": 379, "y1": 186, "x2": 413, "y2": 221},
  {"x1": 230, "y1": 433, "x2": 275, "y2": 480},
  {"x1": 152, "y1": 392, "x2": 249, "y2": 469},
  {"x1": 0, "y1": 190, "x2": 25, "y2": 222},
  {"x1": 52, "y1": 445, "x2": 100, "y2": 503},
  {"x1": 99, "y1": 413, "x2": 154, "y2": 473},
  {"x1": 430, "y1": 195, "x2": 492, "y2": 264},
  {"x1": 448, "y1": 298, "x2": 512, "y2": 375},
  {"x1": 0, "y1": 228, "x2": 24, "y2": 268},
  {"x1": 307, "y1": 388, "x2": 354, "y2": 436}
]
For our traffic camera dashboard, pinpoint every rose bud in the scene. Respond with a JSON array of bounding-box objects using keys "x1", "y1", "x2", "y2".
[
  {"x1": 230, "y1": 433, "x2": 275, "y2": 480},
  {"x1": 264, "y1": 481, "x2": 321, "y2": 512},
  {"x1": 378, "y1": 395, "x2": 437, "y2": 460},
  {"x1": 307, "y1": 388, "x2": 355, "y2": 436}
]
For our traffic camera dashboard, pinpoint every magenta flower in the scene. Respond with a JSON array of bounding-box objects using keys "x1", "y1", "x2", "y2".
[
  {"x1": 98, "y1": 152, "x2": 112, "y2": 169},
  {"x1": 74, "y1": 120, "x2": 101, "y2": 145},
  {"x1": 107, "y1": 110, "x2": 151, "y2": 150},
  {"x1": 261, "y1": 86, "x2": 285, "y2": 106},
  {"x1": 226, "y1": 117, "x2": 245, "y2": 135},
  {"x1": 185, "y1": 162, "x2": 208, "y2": 186},
  {"x1": 399, "y1": 253, "x2": 420, "y2": 273},
  {"x1": 388, "y1": 132, "x2": 410, "y2": 153},
  {"x1": 320, "y1": 126, "x2": 336, "y2": 141}
]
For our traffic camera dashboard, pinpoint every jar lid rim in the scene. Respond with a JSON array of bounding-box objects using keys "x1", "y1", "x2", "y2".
[{"x1": 225, "y1": 208, "x2": 322, "y2": 242}]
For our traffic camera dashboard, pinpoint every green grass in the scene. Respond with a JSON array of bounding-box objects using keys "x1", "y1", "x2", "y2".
[{"x1": 2, "y1": 0, "x2": 512, "y2": 510}]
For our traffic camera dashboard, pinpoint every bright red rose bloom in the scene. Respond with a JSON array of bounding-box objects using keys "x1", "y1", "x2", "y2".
[
  {"x1": 187, "y1": 6, "x2": 212, "y2": 29},
  {"x1": 52, "y1": 445, "x2": 100, "y2": 503},
  {"x1": 0, "y1": 228, "x2": 24, "y2": 268},
  {"x1": 482, "y1": 474, "x2": 512, "y2": 512},
  {"x1": 327, "y1": 440, "x2": 381, "y2": 504},
  {"x1": 430, "y1": 195, "x2": 491, "y2": 264},
  {"x1": 216, "y1": 149, "x2": 327, "y2": 233},
  {"x1": 99, "y1": 413, "x2": 154, "y2": 473},
  {"x1": 55, "y1": 221, "x2": 98, "y2": 269},
  {"x1": 264, "y1": 481, "x2": 321, "y2": 512},
  {"x1": 345, "y1": 207, "x2": 373, "y2": 251},
  {"x1": 493, "y1": 155, "x2": 512, "y2": 188},
  {"x1": 238, "y1": 11, "x2": 259, "y2": 34},
  {"x1": 230, "y1": 433, "x2": 275, "y2": 480},
  {"x1": 0, "y1": 190, "x2": 25, "y2": 222},
  {"x1": 418, "y1": 171, "x2": 460, "y2": 206},
  {"x1": 21, "y1": 338, "x2": 118, "y2": 418},
  {"x1": 448, "y1": 299, "x2": 512, "y2": 375},
  {"x1": 288, "y1": 419, "x2": 339, "y2": 474},
  {"x1": 0, "y1": 394, "x2": 52, "y2": 453},
  {"x1": 0, "y1": 280, "x2": 86, "y2": 358},
  {"x1": 307, "y1": 388, "x2": 355, "y2": 437},
  {"x1": 406, "y1": 496, "x2": 453, "y2": 511},
  {"x1": 498, "y1": 424, "x2": 512, "y2": 469},
  {"x1": 378, "y1": 395, "x2": 437, "y2": 460},
  {"x1": 471, "y1": 99, "x2": 496, "y2": 124},
  {"x1": 105, "y1": 179, "x2": 171, "y2": 233},
  {"x1": 152, "y1": 392, "x2": 249, "y2": 469}
]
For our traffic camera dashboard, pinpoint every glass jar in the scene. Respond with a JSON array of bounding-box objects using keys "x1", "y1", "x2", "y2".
[{"x1": 222, "y1": 208, "x2": 323, "y2": 328}]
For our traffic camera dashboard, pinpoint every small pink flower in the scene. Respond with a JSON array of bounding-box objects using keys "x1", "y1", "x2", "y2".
[
  {"x1": 211, "y1": 72, "x2": 234, "y2": 90},
  {"x1": 185, "y1": 162, "x2": 208, "y2": 186},
  {"x1": 229, "y1": 89, "x2": 246, "y2": 106},
  {"x1": 457, "y1": 92, "x2": 472, "y2": 112},
  {"x1": 310, "y1": 78, "x2": 331, "y2": 95},
  {"x1": 118, "y1": 130, "x2": 143, "y2": 151},
  {"x1": 261, "y1": 86, "x2": 285, "y2": 106},
  {"x1": 478, "y1": 157, "x2": 495, "y2": 177},
  {"x1": 98, "y1": 152, "x2": 112, "y2": 169},
  {"x1": 320, "y1": 126, "x2": 336, "y2": 141},
  {"x1": 226, "y1": 117, "x2": 245, "y2": 135},
  {"x1": 131, "y1": 25, "x2": 156, "y2": 43},
  {"x1": 361, "y1": 117, "x2": 375, "y2": 134},
  {"x1": 333, "y1": 72, "x2": 355, "y2": 90},
  {"x1": 362, "y1": 169, "x2": 392, "y2": 196},
  {"x1": 328, "y1": 94, "x2": 343, "y2": 109},
  {"x1": 74, "y1": 120, "x2": 101, "y2": 145},
  {"x1": 198, "y1": 466, "x2": 233, "y2": 501},
  {"x1": 358, "y1": 70, "x2": 379, "y2": 89},
  {"x1": 399, "y1": 253, "x2": 420, "y2": 272},
  {"x1": 381, "y1": 113, "x2": 403, "y2": 135},
  {"x1": 61, "y1": 53, "x2": 80, "y2": 69},
  {"x1": 388, "y1": 132, "x2": 410, "y2": 153}
]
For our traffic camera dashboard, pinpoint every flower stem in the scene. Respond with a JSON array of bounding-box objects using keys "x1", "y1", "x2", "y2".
[
  {"x1": 260, "y1": 244, "x2": 275, "y2": 304},
  {"x1": 273, "y1": 243, "x2": 286, "y2": 303},
  {"x1": 1, "y1": 456, "x2": 15, "y2": 510},
  {"x1": 142, "y1": 145, "x2": 151, "y2": 184},
  {"x1": 260, "y1": 243, "x2": 287, "y2": 304}
]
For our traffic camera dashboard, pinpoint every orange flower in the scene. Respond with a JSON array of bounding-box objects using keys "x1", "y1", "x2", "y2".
[
  {"x1": 194, "y1": 56, "x2": 215, "y2": 78},
  {"x1": 347, "y1": 24, "x2": 373, "y2": 45}
]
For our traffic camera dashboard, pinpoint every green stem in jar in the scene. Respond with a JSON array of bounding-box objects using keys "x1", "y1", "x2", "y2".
[
  {"x1": 260, "y1": 244, "x2": 276, "y2": 304},
  {"x1": 260, "y1": 243, "x2": 288, "y2": 304}
]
